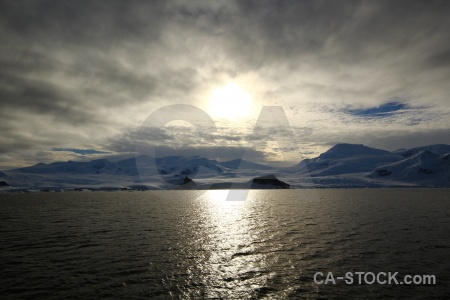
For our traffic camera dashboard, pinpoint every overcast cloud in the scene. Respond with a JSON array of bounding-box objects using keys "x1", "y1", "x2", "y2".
[{"x1": 1, "y1": 0, "x2": 450, "y2": 168}]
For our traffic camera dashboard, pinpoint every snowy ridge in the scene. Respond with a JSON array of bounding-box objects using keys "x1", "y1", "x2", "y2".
[
  {"x1": 298, "y1": 144, "x2": 450, "y2": 187},
  {"x1": 316, "y1": 143, "x2": 391, "y2": 161},
  {"x1": 212, "y1": 159, "x2": 274, "y2": 170},
  {"x1": 397, "y1": 144, "x2": 450, "y2": 158},
  {"x1": 1, "y1": 143, "x2": 450, "y2": 191},
  {"x1": 13, "y1": 159, "x2": 122, "y2": 175},
  {"x1": 369, "y1": 150, "x2": 450, "y2": 185}
]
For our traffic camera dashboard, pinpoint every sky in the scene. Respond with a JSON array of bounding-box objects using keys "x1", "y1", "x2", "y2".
[{"x1": 1, "y1": 0, "x2": 450, "y2": 169}]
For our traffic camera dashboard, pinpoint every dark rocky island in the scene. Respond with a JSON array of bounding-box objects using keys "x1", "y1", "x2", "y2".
[
  {"x1": 250, "y1": 175, "x2": 290, "y2": 189},
  {"x1": 200, "y1": 175, "x2": 290, "y2": 190},
  {"x1": 0, "y1": 181, "x2": 10, "y2": 187}
]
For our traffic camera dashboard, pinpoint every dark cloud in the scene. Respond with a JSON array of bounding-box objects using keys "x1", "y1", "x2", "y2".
[
  {"x1": 0, "y1": 0, "x2": 167, "y2": 48},
  {"x1": 52, "y1": 148, "x2": 110, "y2": 155}
]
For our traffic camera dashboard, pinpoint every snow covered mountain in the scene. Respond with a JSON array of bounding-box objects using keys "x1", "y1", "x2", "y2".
[
  {"x1": 316, "y1": 143, "x2": 391, "y2": 161},
  {"x1": 13, "y1": 159, "x2": 122, "y2": 175},
  {"x1": 212, "y1": 159, "x2": 274, "y2": 170},
  {"x1": 2, "y1": 155, "x2": 276, "y2": 190},
  {"x1": 1, "y1": 143, "x2": 449, "y2": 191},
  {"x1": 369, "y1": 150, "x2": 450, "y2": 185},
  {"x1": 296, "y1": 143, "x2": 450, "y2": 187},
  {"x1": 298, "y1": 143, "x2": 402, "y2": 177},
  {"x1": 396, "y1": 144, "x2": 450, "y2": 158},
  {"x1": 154, "y1": 156, "x2": 224, "y2": 176}
]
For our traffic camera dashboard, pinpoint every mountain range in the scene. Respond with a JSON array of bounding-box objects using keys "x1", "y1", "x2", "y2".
[{"x1": 1, "y1": 143, "x2": 449, "y2": 191}]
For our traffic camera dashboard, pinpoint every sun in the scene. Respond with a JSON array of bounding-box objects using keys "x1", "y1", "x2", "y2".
[{"x1": 208, "y1": 82, "x2": 253, "y2": 119}]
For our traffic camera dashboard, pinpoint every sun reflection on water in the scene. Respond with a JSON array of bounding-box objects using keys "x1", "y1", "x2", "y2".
[{"x1": 193, "y1": 190, "x2": 273, "y2": 298}]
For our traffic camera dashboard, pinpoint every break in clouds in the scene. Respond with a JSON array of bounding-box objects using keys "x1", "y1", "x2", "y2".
[{"x1": 1, "y1": 0, "x2": 450, "y2": 168}]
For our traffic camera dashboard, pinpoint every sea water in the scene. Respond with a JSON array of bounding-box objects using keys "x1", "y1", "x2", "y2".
[{"x1": 1, "y1": 189, "x2": 449, "y2": 299}]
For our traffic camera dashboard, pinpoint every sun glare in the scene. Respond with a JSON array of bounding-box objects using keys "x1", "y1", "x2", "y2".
[{"x1": 208, "y1": 82, "x2": 253, "y2": 119}]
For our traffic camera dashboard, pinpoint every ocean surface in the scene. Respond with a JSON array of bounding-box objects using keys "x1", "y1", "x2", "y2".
[{"x1": 1, "y1": 189, "x2": 450, "y2": 299}]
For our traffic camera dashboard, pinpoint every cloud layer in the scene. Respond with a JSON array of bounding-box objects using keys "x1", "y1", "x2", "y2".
[{"x1": 1, "y1": 0, "x2": 450, "y2": 168}]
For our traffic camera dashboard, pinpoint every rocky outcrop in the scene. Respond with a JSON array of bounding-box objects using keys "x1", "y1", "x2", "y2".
[
  {"x1": 251, "y1": 175, "x2": 290, "y2": 189},
  {"x1": 0, "y1": 181, "x2": 10, "y2": 187}
]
